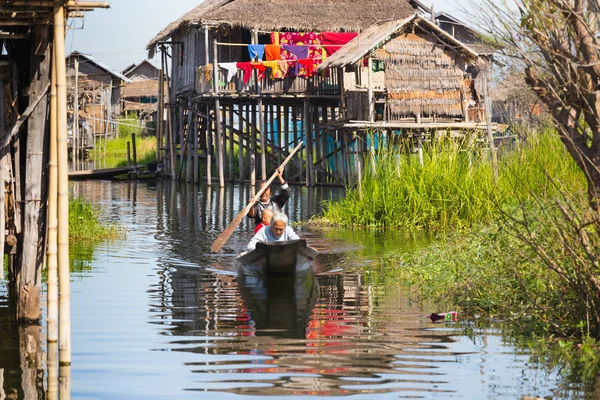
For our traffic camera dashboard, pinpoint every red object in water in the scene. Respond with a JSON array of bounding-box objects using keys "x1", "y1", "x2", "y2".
[{"x1": 426, "y1": 311, "x2": 458, "y2": 322}]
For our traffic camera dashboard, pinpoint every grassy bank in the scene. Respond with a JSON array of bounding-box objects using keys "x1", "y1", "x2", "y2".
[
  {"x1": 91, "y1": 115, "x2": 156, "y2": 168},
  {"x1": 320, "y1": 130, "x2": 584, "y2": 231},
  {"x1": 69, "y1": 197, "x2": 122, "y2": 241}
]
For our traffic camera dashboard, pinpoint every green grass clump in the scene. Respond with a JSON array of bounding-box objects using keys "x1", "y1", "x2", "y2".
[
  {"x1": 69, "y1": 197, "x2": 123, "y2": 241},
  {"x1": 321, "y1": 129, "x2": 584, "y2": 231},
  {"x1": 91, "y1": 114, "x2": 156, "y2": 168}
]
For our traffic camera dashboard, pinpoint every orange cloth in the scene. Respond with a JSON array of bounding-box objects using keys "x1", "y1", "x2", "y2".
[{"x1": 265, "y1": 44, "x2": 281, "y2": 61}]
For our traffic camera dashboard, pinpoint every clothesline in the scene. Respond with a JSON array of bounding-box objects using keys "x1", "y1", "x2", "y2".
[{"x1": 216, "y1": 42, "x2": 347, "y2": 47}]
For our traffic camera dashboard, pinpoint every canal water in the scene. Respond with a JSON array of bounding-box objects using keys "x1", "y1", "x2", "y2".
[{"x1": 0, "y1": 180, "x2": 591, "y2": 399}]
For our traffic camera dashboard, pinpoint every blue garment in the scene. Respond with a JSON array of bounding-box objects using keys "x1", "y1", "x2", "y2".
[
  {"x1": 248, "y1": 44, "x2": 265, "y2": 60},
  {"x1": 247, "y1": 225, "x2": 300, "y2": 251}
]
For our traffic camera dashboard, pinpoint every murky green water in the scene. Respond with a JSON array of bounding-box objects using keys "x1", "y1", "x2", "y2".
[{"x1": 0, "y1": 180, "x2": 595, "y2": 399}]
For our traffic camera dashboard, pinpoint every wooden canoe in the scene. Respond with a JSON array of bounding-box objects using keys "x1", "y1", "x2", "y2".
[{"x1": 237, "y1": 239, "x2": 318, "y2": 278}]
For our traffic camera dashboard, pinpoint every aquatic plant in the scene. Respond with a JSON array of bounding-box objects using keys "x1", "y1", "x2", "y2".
[
  {"x1": 321, "y1": 129, "x2": 583, "y2": 231},
  {"x1": 68, "y1": 197, "x2": 123, "y2": 241}
]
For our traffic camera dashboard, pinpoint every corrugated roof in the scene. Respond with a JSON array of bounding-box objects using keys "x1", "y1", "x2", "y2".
[
  {"x1": 318, "y1": 15, "x2": 481, "y2": 70},
  {"x1": 68, "y1": 51, "x2": 131, "y2": 83}
]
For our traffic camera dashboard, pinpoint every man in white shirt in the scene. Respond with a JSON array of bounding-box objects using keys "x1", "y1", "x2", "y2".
[{"x1": 247, "y1": 212, "x2": 300, "y2": 251}]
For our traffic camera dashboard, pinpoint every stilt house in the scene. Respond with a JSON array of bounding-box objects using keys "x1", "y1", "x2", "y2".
[{"x1": 147, "y1": 0, "x2": 493, "y2": 187}]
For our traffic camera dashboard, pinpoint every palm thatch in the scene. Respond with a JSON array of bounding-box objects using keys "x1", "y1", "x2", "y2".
[{"x1": 147, "y1": 0, "x2": 416, "y2": 49}]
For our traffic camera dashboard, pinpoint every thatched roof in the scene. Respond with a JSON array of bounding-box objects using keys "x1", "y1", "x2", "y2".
[
  {"x1": 122, "y1": 79, "x2": 162, "y2": 98},
  {"x1": 147, "y1": 0, "x2": 416, "y2": 49},
  {"x1": 319, "y1": 15, "x2": 480, "y2": 70}
]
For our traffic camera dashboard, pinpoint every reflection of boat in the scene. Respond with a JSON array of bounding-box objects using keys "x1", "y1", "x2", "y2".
[
  {"x1": 237, "y1": 239, "x2": 318, "y2": 278},
  {"x1": 237, "y1": 270, "x2": 318, "y2": 338}
]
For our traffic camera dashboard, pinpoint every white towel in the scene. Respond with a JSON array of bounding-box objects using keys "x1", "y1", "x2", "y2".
[{"x1": 219, "y1": 62, "x2": 238, "y2": 83}]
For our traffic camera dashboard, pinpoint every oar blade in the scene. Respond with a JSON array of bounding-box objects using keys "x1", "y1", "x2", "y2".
[{"x1": 210, "y1": 210, "x2": 247, "y2": 253}]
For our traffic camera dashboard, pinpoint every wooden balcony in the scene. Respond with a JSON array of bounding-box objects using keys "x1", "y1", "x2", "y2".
[{"x1": 196, "y1": 65, "x2": 341, "y2": 97}]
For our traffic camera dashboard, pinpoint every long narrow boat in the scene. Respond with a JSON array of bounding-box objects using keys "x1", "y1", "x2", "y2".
[{"x1": 237, "y1": 239, "x2": 318, "y2": 278}]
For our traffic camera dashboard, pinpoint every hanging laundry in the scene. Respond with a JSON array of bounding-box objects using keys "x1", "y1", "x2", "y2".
[
  {"x1": 264, "y1": 44, "x2": 281, "y2": 61},
  {"x1": 248, "y1": 44, "x2": 265, "y2": 60},
  {"x1": 282, "y1": 44, "x2": 309, "y2": 60},
  {"x1": 321, "y1": 32, "x2": 358, "y2": 56},
  {"x1": 250, "y1": 62, "x2": 266, "y2": 80},
  {"x1": 262, "y1": 61, "x2": 280, "y2": 79},
  {"x1": 219, "y1": 62, "x2": 238, "y2": 83},
  {"x1": 298, "y1": 59, "x2": 316, "y2": 78},
  {"x1": 205, "y1": 64, "x2": 213, "y2": 83},
  {"x1": 236, "y1": 62, "x2": 253, "y2": 84},
  {"x1": 277, "y1": 60, "x2": 291, "y2": 77},
  {"x1": 275, "y1": 31, "x2": 324, "y2": 62}
]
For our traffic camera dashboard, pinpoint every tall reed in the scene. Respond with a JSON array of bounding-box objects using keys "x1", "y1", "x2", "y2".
[{"x1": 322, "y1": 129, "x2": 583, "y2": 231}]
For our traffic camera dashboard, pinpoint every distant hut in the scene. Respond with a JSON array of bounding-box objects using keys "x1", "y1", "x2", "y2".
[{"x1": 122, "y1": 60, "x2": 160, "y2": 81}]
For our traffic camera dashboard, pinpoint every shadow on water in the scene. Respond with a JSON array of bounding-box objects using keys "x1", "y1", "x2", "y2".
[{"x1": 0, "y1": 179, "x2": 598, "y2": 398}]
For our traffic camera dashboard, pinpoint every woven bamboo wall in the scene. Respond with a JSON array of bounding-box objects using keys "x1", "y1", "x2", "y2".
[{"x1": 379, "y1": 33, "x2": 467, "y2": 120}]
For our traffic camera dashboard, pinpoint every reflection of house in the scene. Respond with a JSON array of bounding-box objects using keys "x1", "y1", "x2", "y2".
[
  {"x1": 66, "y1": 51, "x2": 131, "y2": 137},
  {"x1": 122, "y1": 60, "x2": 160, "y2": 81}
]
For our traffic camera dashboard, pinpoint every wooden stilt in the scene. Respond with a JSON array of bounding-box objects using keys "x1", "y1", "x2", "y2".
[
  {"x1": 193, "y1": 104, "x2": 199, "y2": 184},
  {"x1": 258, "y1": 99, "x2": 266, "y2": 180},
  {"x1": 313, "y1": 105, "x2": 320, "y2": 185},
  {"x1": 322, "y1": 107, "x2": 329, "y2": 183},
  {"x1": 417, "y1": 130, "x2": 424, "y2": 166},
  {"x1": 228, "y1": 104, "x2": 234, "y2": 182},
  {"x1": 186, "y1": 101, "x2": 193, "y2": 183},
  {"x1": 206, "y1": 103, "x2": 212, "y2": 186},
  {"x1": 215, "y1": 99, "x2": 224, "y2": 187},
  {"x1": 238, "y1": 101, "x2": 244, "y2": 183},
  {"x1": 292, "y1": 105, "x2": 301, "y2": 186},
  {"x1": 344, "y1": 130, "x2": 353, "y2": 187},
  {"x1": 355, "y1": 131, "x2": 363, "y2": 199},
  {"x1": 276, "y1": 104, "x2": 282, "y2": 166}
]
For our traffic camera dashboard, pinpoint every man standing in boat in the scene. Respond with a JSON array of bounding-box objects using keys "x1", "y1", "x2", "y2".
[
  {"x1": 247, "y1": 212, "x2": 300, "y2": 251},
  {"x1": 247, "y1": 167, "x2": 290, "y2": 226}
]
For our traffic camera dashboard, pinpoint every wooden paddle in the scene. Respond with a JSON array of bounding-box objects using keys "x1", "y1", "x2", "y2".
[{"x1": 209, "y1": 141, "x2": 304, "y2": 253}]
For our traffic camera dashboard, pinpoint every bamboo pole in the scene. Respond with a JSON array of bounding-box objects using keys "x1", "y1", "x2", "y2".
[
  {"x1": 368, "y1": 58, "x2": 374, "y2": 123},
  {"x1": 238, "y1": 102, "x2": 244, "y2": 183},
  {"x1": 228, "y1": 104, "x2": 234, "y2": 182},
  {"x1": 54, "y1": 1, "x2": 71, "y2": 366},
  {"x1": 73, "y1": 57, "x2": 79, "y2": 166},
  {"x1": 157, "y1": 51, "x2": 164, "y2": 163},
  {"x1": 206, "y1": 103, "x2": 212, "y2": 186},
  {"x1": 483, "y1": 73, "x2": 498, "y2": 181},
  {"x1": 193, "y1": 105, "x2": 199, "y2": 184},
  {"x1": 186, "y1": 101, "x2": 193, "y2": 182},
  {"x1": 250, "y1": 154, "x2": 255, "y2": 197},
  {"x1": 215, "y1": 99, "x2": 224, "y2": 187},
  {"x1": 258, "y1": 99, "x2": 266, "y2": 180},
  {"x1": 0, "y1": 77, "x2": 5, "y2": 281}
]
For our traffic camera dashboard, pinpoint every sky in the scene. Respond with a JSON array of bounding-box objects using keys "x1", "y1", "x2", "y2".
[{"x1": 66, "y1": 0, "x2": 463, "y2": 73}]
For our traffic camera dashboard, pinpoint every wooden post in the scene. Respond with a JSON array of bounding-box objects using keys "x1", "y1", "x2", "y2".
[
  {"x1": 483, "y1": 73, "x2": 498, "y2": 181},
  {"x1": 276, "y1": 104, "x2": 282, "y2": 165},
  {"x1": 344, "y1": 130, "x2": 353, "y2": 187},
  {"x1": 258, "y1": 99, "x2": 266, "y2": 180},
  {"x1": 19, "y1": 24, "x2": 51, "y2": 322},
  {"x1": 157, "y1": 48, "x2": 165, "y2": 162},
  {"x1": 0, "y1": 71, "x2": 6, "y2": 282},
  {"x1": 165, "y1": 49, "x2": 176, "y2": 181},
  {"x1": 303, "y1": 99, "x2": 312, "y2": 187},
  {"x1": 293, "y1": 105, "x2": 301, "y2": 185},
  {"x1": 313, "y1": 106, "x2": 320, "y2": 184},
  {"x1": 417, "y1": 130, "x2": 424, "y2": 166},
  {"x1": 356, "y1": 134, "x2": 363, "y2": 199},
  {"x1": 54, "y1": 2, "x2": 71, "y2": 366},
  {"x1": 193, "y1": 105, "x2": 199, "y2": 184},
  {"x1": 206, "y1": 103, "x2": 212, "y2": 186},
  {"x1": 73, "y1": 57, "x2": 79, "y2": 166},
  {"x1": 228, "y1": 104, "x2": 234, "y2": 182},
  {"x1": 250, "y1": 154, "x2": 256, "y2": 197},
  {"x1": 186, "y1": 101, "x2": 193, "y2": 182},
  {"x1": 251, "y1": 102, "x2": 257, "y2": 179},
  {"x1": 215, "y1": 99, "x2": 224, "y2": 187},
  {"x1": 238, "y1": 102, "x2": 244, "y2": 183},
  {"x1": 126, "y1": 141, "x2": 131, "y2": 167},
  {"x1": 368, "y1": 58, "x2": 374, "y2": 122},
  {"x1": 131, "y1": 133, "x2": 137, "y2": 172}
]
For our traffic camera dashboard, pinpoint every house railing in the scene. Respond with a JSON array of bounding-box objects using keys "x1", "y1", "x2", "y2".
[{"x1": 196, "y1": 65, "x2": 340, "y2": 96}]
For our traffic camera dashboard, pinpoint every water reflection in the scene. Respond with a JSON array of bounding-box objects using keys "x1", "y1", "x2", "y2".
[{"x1": 0, "y1": 180, "x2": 596, "y2": 398}]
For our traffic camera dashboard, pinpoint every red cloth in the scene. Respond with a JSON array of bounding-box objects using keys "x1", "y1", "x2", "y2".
[
  {"x1": 298, "y1": 58, "x2": 322, "y2": 77},
  {"x1": 236, "y1": 62, "x2": 253, "y2": 84},
  {"x1": 254, "y1": 222, "x2": 267, "y2": 234},
  {"x1": 251, "y1": 62, "x2": 266, "y2": 80},
  {"x1": 321, "y1": 32, "x2": 358, "y2": 56}
]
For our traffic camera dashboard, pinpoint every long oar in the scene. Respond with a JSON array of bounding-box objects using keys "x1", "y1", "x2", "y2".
[{"x1": 210, "y1": 141, "x2": 304, "y2": 253}]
